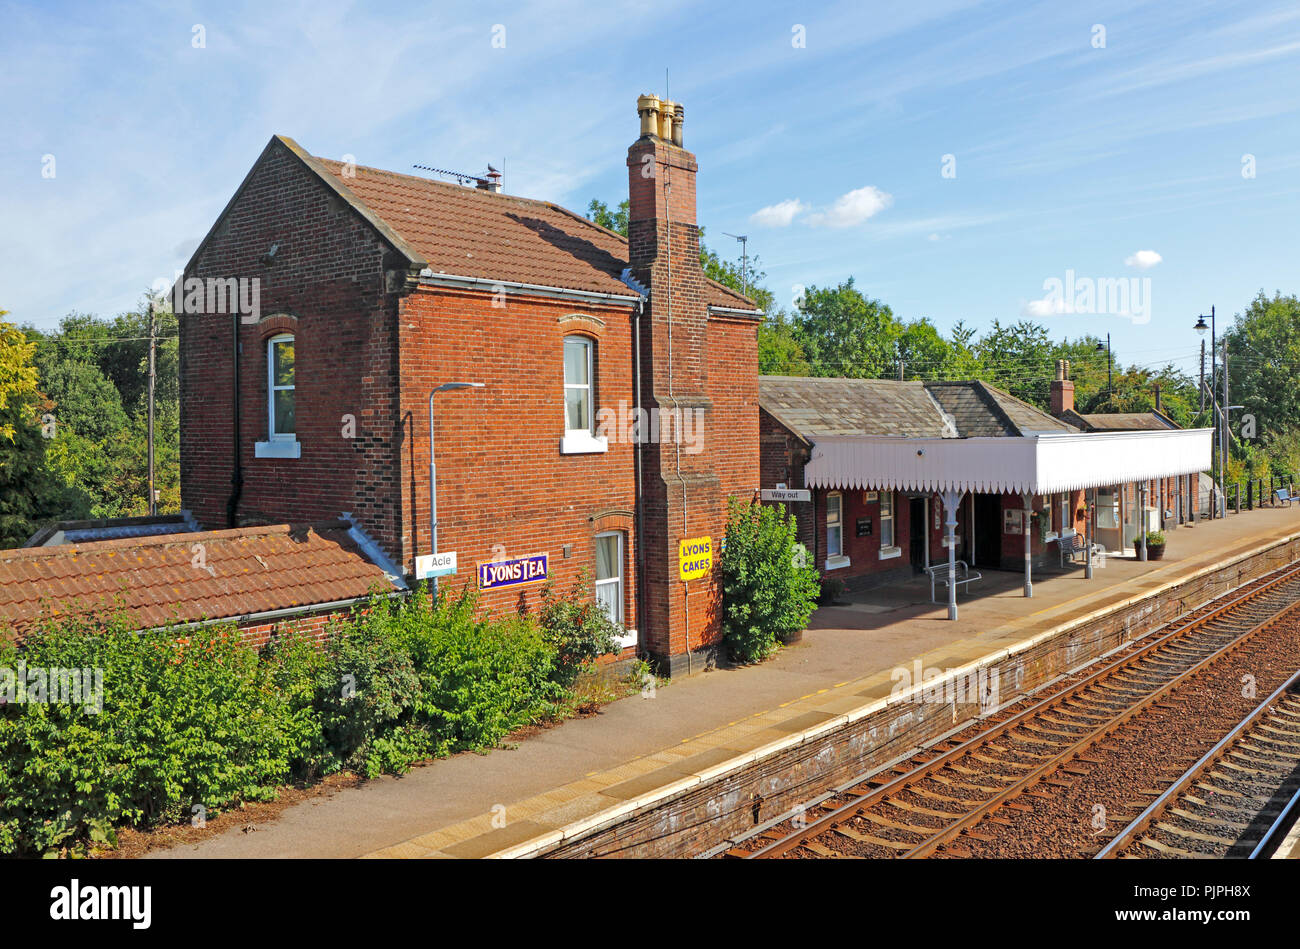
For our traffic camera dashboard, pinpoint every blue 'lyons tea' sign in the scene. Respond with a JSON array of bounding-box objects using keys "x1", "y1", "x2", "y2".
[{"x1": 478, "y1": 553, "x2": 549, "y2": 590}]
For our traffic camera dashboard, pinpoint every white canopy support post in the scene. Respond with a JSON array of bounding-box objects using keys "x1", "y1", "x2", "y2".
[
  {"x1": 1138, "y1": 482, "x2": 1148, "y2": 562},
  {"x1": 1022, "y1": 492, "x2": 1034, "y2": 597},
  {"x1": 940, "y1": 489, "x2": 965, "y2": 621},
  {"x1": 1085, "y1": 488, "x2": 1094, "y2": 580}
]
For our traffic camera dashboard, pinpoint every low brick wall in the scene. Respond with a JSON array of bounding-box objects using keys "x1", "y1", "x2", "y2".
[{"x1": 536, "y1": 532, "x2": 1300, "y2": 858}]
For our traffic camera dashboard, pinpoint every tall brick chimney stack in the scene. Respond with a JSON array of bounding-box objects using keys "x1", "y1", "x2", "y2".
[
  {"x1": 1050, "y1": 359, "x2": 1075, "y2": 416},
  {"x1": 627, "y1": 94, "x2": 723, "y2": 676}
]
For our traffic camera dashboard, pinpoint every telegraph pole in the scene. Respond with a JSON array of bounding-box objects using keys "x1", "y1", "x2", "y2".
[{"x1": 147, "y1": 301, "x2": 157, "y2": 517}]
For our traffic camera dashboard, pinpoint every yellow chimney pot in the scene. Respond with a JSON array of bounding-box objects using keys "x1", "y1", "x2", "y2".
[
  {"x1": 637, "y1": 93, "x2": 660, "y2": 138},
  {"x1": 658, "y1": 100, "x2": 675, "y2": 141}
]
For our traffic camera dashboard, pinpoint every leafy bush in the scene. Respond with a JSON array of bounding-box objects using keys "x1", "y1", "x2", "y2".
[
  {"x1": 719, "y1": 498, "x2": 820, "y2": 663},
  {"x1": 311, "y1": 607, "x2": 420, "y2": 779},
  {"x1": 0, "y1": 615, "x2": 313, "y2": 856},
  {"x1": 389, "y1": 587, "x2": 567, "y2": 759},
  {"x1": 534, "y1": 573, "x2": 621, "y2": 688},
  {"x1": 0, "y1": 582, "x2": 621, "y2": 855}
]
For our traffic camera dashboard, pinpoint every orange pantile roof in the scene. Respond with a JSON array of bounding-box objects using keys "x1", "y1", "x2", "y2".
[
  {"x1": 0, "y1": 522, "x2": 401, "y2": 641},
  {"x1": 291, "y1": 140, "x2": 757, "y2": 311}
]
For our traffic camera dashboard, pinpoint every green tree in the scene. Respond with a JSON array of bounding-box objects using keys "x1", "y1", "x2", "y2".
[
  {"x1": 586, "y1": 198, "x2": 629, "y2": 237},
  {"x1": 792, "y1": 278, "x2": 903, "y2": 378},
  {"x1": 0, "y1": 315, "x2": 75, "y2": 546},
  {"x1": 758, "y1": 311, "x2": 810, "y2": 375},
  {"x1": 1224, "y1": 291, "x2": 1300, "y2": 444}
]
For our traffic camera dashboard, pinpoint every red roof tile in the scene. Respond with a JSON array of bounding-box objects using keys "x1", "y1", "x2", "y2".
[
  {"x1": 305, "y1": 148, "x2": 757, "y2": 312},
  {"x1": 0, "y1": 523, "x2": 401, "y2": 641}
]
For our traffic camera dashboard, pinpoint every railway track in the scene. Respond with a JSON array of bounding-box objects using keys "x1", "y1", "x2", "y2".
[
  {"x1": 1096, "y1": 670, "x2": 1300, "y2": 859},
  {"x1": 728, "y1": 561, "x2": 1300, "y2": 859}
]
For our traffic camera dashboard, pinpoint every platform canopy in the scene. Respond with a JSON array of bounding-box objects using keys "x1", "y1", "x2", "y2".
[{"x1": 803, "y1": 428, "x2": 1214, "y2": 495}]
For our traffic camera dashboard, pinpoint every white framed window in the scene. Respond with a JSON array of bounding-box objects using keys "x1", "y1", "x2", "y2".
[
  {"x1": 256, "y1": 334, "x2": 300, "y2": 459},
  {"x1": 595, "y1": 532, "x2": 623, "y2": 627},
  {"x1": 879, "y1": 490, "x2": 894, "y2": 549},
  {"x1": 564, "y1": 335, "x2": 592, "y2": 432},
  {"x1": 561, "y1": 335, "x2": 607, "y2": 454},
  {"x1": 595, "y1": 531, "x2": 635, "y2": 648},
  {"x1": 825, "y1": 491, "x2": 847, "y2": 569},
  {"x1": 268, "y1": 335, "x2": 296, "y2": 438}
]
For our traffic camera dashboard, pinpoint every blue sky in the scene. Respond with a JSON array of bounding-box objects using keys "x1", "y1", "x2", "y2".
[{"x1": 2, "y1": 0, "x2": 1298, "y2": 380}]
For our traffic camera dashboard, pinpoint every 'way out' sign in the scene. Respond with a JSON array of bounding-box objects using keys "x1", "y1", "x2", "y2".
[
  {"x1": 678, "y1": 536, "x2": 713, "y2": 581},
  {"x1": 415, "y1": 552, "x2": 457, "y2": 578}
]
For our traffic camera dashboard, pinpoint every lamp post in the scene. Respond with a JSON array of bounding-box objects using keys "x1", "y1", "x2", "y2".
[
  {"x1": 428, "y1": 382, "x2": 484, "y2": 596},
  {"x1": 1094, "y1": 334, "x2": 1112, "y2": 404},
  {"x1": 1194, "y1": 308, "x2": 1223, "y2": 517}
]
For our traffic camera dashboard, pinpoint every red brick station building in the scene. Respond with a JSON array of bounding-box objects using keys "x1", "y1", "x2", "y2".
[{"x1": 0, "y1": 96, "x2": 1212, "y2": 673}]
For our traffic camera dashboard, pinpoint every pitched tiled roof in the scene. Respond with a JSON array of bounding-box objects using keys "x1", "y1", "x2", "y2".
[
  {"x1": 977, "y1": 383, "x2": 1078, "y2": 435},
  {"x1": 759, "y1": 376, "x2": 1077, "y2": 440},
  {"x1": 283, "y1": 139, "x2": 756, "y2": 312},
  {"x1": 760, "y1": 377, "x2": 950, "y2": 438},
  {"x1": 0, "y1": 523, "x2": 402, "y2": 641}
]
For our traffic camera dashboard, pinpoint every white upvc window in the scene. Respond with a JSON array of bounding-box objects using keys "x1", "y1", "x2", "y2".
[
  {"x1": 595, "y1": 531, "x2": 635, "y2": 648},
  {"x1": 879, "y1": 490, "x2": 894, "y2": 548},
  {"x1": 255, "y1": 334, "x2": 301, "y2": 459},
  {"x1": 268, "y1": 335, "x2": 295, "y2": 438},
  {"x1": 595, "y1": 532, "x2": 623, "y2": 627},
  {"x1": 560, "y1": 335, "x2": 607, "y2": 454}
]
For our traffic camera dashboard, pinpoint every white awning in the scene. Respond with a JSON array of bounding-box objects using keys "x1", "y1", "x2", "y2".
[{"x1": 804, "y1": 428, "x2": 1213, "y2": 495}]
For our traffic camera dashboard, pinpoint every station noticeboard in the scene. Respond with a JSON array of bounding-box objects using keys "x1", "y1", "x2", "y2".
[{"x1": 678, "y1": 536, "x2": 713, "y2": 581}]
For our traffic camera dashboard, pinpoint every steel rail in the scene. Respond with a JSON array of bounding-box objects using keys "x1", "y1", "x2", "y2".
[
  {"x1": 746, "y1": 561, "x2": 1300, "y2": 859},
  {"x1": 901, "y1": 592, "x2": 1300, "y2": 858},
  {"x1": 1094, "y1": 668, "x2": 1300, "y2": 859}
]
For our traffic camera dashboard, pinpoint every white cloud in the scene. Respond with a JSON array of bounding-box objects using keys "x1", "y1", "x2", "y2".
[
  {"x1": 1022, "y1": 296, "x2": 1064, "y2": 318},
  {"x1": 1125, "y1": 249, "x2": 1163, "y2": 269},
  {"x1": 808, "y1": 186, "x2": 893, "y2": 228},
  {"x1": 749, "y1": 198, "x2": 805, "y2": 227}
]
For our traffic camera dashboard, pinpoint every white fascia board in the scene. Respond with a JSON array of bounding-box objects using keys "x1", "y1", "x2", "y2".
[{"x1": 805, "y1": 428, "x2": 1213, "y2": 496}]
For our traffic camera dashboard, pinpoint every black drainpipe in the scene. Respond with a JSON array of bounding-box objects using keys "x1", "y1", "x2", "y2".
[{"x1": 226, "y1": 310, "x2": 243, "y2": 527}]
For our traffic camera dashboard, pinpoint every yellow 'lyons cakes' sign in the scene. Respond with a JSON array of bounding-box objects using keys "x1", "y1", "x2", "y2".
[{"x1": 678, "y1": 536, "x2": 713, "y2": 581}]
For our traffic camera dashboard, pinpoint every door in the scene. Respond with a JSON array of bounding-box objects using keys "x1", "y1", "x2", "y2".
[
  {"x1": 909, "y1": 498, "x2": 925, "y2": 571},
  {"x1": 974, "y1": 495, "x2": 1002, "y2": 569}
]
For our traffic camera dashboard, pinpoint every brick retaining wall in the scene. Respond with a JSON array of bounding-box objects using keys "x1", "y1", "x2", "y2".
[{"x1": 534, "y1": 532, "x2": 1300, "y2": 857}]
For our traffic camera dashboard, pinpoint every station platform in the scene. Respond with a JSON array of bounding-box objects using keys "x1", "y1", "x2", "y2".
[{"x1": 148, "y1": 505, "x2": 1300, "y2": 859}]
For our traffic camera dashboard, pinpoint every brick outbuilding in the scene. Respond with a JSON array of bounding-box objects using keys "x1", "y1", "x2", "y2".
[{"x1": 178, "y1": 96, "x2": 762, "y2": 675}]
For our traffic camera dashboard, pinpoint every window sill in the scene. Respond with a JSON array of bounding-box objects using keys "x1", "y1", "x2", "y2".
[
  {"x1": 824, "y1": 555, "x2": 850, "y2": 571},
  {"x1": 615, "y1": 627, "x2": 638, "y2": 650},
  {"x1": 255, "y1": 440, "x2": 301, "y2": 459},
  {"x1": 878, "y1": 546, "x2": 902, "y2": 561},
  {"x1": 560, "y1": 431, "x2": 608, "y2": 455}
]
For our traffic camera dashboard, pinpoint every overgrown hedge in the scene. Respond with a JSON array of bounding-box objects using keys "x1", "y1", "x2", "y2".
[{"x1": 0, "y1": 579, "x2": 621, "y2": 857}]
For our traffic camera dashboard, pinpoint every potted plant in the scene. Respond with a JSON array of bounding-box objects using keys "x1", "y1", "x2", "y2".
[{"x1": 1131, "y1": 530, "x2": 1166, "y2": 560}]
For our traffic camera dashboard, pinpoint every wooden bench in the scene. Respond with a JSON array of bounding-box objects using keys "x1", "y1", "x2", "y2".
[
  {"x1": 924, "y1": 560, "x2": 982, "y2": 604},
  {"x1": 1275, "y1": 488, "x2": 1293, "y2": 508}
]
